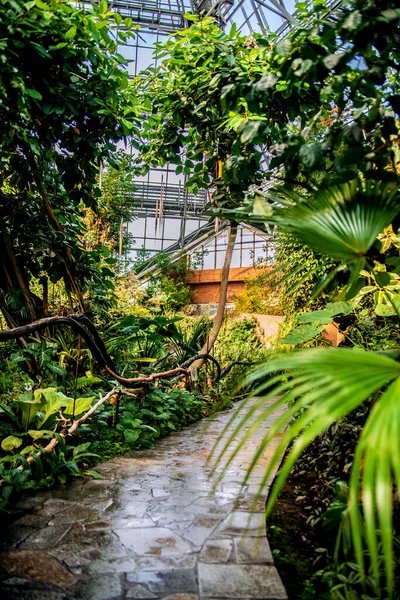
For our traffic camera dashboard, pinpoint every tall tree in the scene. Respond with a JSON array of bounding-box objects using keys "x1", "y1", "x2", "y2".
[
  {"x1": 0, "y1": 0, "x2": 138, "y2": 326},
  {"x1": 132, "y1": 16, "x2": 280, "y2": 355}
]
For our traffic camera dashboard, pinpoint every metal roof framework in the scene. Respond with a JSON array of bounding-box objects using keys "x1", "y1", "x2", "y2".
[
  {"x1": 136, "y1": 220, "x2": 271, "y2": 281},
  {"x1": 106, "y1": 0, "x2": 299, "y2": 34}
]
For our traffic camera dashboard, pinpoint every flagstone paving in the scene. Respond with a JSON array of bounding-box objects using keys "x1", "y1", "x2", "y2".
[{"x1": 0, "y1": 398, "x2": 287, "y2": 600}]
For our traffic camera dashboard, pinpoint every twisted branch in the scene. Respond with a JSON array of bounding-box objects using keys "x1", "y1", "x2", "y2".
[{"x1": 0, "y1": 317, "x2": 221, "y2": 387}]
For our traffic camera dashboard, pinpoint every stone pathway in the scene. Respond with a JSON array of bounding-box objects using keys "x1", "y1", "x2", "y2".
[{"x1": 0, "y1": 398, "x2": 287, "y2": 600}]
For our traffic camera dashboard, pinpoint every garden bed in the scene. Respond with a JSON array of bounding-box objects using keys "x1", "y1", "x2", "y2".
[{"x1": 268, "y1": 472, "x2": 331, "y2": 600}]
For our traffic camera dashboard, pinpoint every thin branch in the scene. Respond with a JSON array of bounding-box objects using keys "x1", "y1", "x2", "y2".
[
  {"x1": 0, "y1": 388, "x2": 120, "y2": 483},
  {"x1": 0, "y1": 317, "x2": 222, "y2": 386}
]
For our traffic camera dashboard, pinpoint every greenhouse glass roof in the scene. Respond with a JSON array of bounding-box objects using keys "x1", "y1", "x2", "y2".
[{"x1": 106, "y1": 0, "x2": 297, "y2": 35}]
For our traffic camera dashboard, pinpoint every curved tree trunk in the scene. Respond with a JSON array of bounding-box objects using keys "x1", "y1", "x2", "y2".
[
  {"x1": 0, "y1": 230, "x2": 41, "y2": 326},
  {"x1": 32, "y1": 169, "x2": 85, "y2": 313},
  {"x1": 191, "y1": 221, "x2": 238, "y2": 373},
  {"x1": 0, "y1": 314, "x2": 222, "y2": 387}
]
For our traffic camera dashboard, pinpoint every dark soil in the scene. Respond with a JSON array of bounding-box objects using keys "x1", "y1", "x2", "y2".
[{"x1": 267, "y1": 473, "x2": 331, "y2": 600}]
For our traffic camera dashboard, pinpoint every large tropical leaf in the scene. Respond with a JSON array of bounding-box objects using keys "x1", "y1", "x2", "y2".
[
  {"x1": 15, "y1": 390, "x2": 45, "y2": 431},
  {"x1": 210, "y1": 347, "x2": 400, "y2": 594},
  {"x1": 269, "y1": 179, "x2": 400, "y2": 262}
]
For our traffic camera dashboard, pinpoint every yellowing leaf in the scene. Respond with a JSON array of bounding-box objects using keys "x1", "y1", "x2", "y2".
[
  {"x1": 65, "y1": 26, "x2": 77, "y2": 40},
  {"x1": 1, "y1": 435, "x2": 23, "y2": 451},
  {"x1": 64, "y1": 396, "x2": 94, "y2": 417}
]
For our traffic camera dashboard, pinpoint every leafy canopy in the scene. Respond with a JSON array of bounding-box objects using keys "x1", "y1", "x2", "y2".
[
  {"x1": 0, "y1": 0, "x2": 139, "y2": 321},
  {"x1": 135, "y1": 0, "x2": 400, "y2": 217}
]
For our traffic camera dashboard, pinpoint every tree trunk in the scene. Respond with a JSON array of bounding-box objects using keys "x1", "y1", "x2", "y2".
[
  {"x1": 26, "y1": 150, "x2": 85, "y2": 313},
  {"x1": 192, "y1": 221, "x2": 238, "y2": 373},
  {"x1": 0, "y1": 230, "x2": 41, "y2": 326}
]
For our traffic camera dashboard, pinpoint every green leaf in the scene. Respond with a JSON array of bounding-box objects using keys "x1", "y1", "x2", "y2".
[
  {"x1": 375, "y1": 295, "x2": 400, "y2": 317},
  {"x1": 72, "y1": 442, "x2": 91, "y2": 456},
  {"x1": 252, "y1": 195, "x2": 273, "y2": 219},
  {"x1": 83, "y1": 469, "x2": 104, "y2": 479},
  {"x1": 298, "y1": 143, "x2": 323, "y2": 168},
  {"x1": 282, "y1": 323, "x2": 324, "y2": 344},
  {"x1": 183, "y1": 13, "x2": 199, "y2": 22},
  {"x1": 0, "y1": 402, "x2": 19, "y2": 423},
  {"x1": 375, "y1": 271, "x2": 391, "y2": 288},
  {"x1": 28, "y1": 429, "x2": 54, "y2": 440},
  {"x1": 124, "y1": 429, "x2": 141, "y2": 444},
  {"x1": 240, "y1": 121, "x2": 261, "y2": 144},
  {"x1": 65, "y1": 26, "x2": 77, "y2": 40},
  {"x1": 25, "y1": 88, "x2": 43, "y2": 100},
  {"x1": 323, "y1": 53, "x2": 344, "y2": 70},
  {"x1": 113, "y1": 12, "x2": 122, "y2": 25},
  {"x1": 221, "y1": 84, "x2": 234, "y2": 102},
  {"x1": 254, "y1": 74, "x2": 277, "y2": 91},
  {"x1": 275, "y1": 39, "x2": 291, "y2": 57},
  {"x1": 28, "y1": 388, "x2": 69, "y2": 428},
  {"x1": 76, "y1": 374, "x2": 102, "y2": 390},
  {"x1": 380, "y1": 8, "x2": 400, "y2": 21},
  {"x1": 298, "y1": 302, "x2": 353, "y2": 324},
  {"x1": 209, "y1": 73, "x2": 221, "y2": 88},
  {"x1": 46, "y1": 363, "x2": 66, "y2": 377},
  {"x1": 270, "y1": 180, "x2": 400, "y2": 262},
  {"x1": 108, "y1": 157, "x2": 120, "y2": 170},
  {"x1": 292, "y1": 58, "x2": 313, "y2": 76},
  {"x1": 342, "y1": 10, "x2": 362, "y2": 30},
  {"x1": 121, "y1": 117, "x2": 133, "y2": 130},
  {"x1": 1, "y1": 436, "x2": 23, "y2": 451},
  {"x1": 15, "y1": 390, "x2": 45, "y2": 431},
  {"x1": 64, "y1": 397, "x2": 94, "y2": 417}
]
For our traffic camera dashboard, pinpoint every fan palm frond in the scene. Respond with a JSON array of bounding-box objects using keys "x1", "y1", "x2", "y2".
[
  {"x1": 270, "y1": 179, "x2": 400, "y2": 262},
  {"x1": 210, "y1": 347, "x2": 400, "y2": 595}
]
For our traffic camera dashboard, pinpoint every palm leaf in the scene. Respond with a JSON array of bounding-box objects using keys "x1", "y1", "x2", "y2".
[
  {"x1": 210, "y1": 348, "x2": 400, "y2": 594},
  {"x1": 269, "y1": 179, "x2": 400, "y2": 262},
  {"x1": 349, "y1": 377, "x2": 400, "y2": 593}
]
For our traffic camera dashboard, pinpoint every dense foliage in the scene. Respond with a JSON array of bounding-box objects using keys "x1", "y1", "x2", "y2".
[
  {"x1": 142, "y1": 253, "x2": 194, "y2": 314},
  {"x1": 0, "y1": 0, "x2": 138, "y2": 325},
  {"x1": 0, "y1": 309, "x2": 225, "y2": 510},
  {"x1": 82, "y1": 151, "x2": 138, "y2": 272}
]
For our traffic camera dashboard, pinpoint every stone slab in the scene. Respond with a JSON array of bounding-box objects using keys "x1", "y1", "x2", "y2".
[
  {"x1": 0, "y1": 550, "x2": 77, "y2": 587},
  {"x1": 67, "y1": 573, "x2": 123, "y2": 600},
  {"x1": 133, "y1": 556, "x2": 197, "y2": 571},
  {"x1": 200, "y1": 539, "x2": 233, "y2": 563},
  {"x1": 126, "y1": 583, "x2": 157, "y2": 598},
  {"x1": 233, "y1": 536, "x2": 273, "y2": 564},
  {"x1": 126, "y1": 569, "x2": 197, "y2": 594},
  {"x1": 20, "y1": 524, "x2": 71, "y2": 550},
  {"x1": 114, "y1": 527, "x2": 193, "y2": 556},
  {"x1": 198, "y1": 563, "x2": 288, "y2": 599},
  {"x1": 218, "y1": 512, "x2": 266, "y2": 536}
]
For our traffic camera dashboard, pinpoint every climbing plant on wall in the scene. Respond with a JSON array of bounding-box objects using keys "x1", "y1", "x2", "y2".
[{"x1": 82, "y1": 150, "x2": 138, "y2": 272}]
